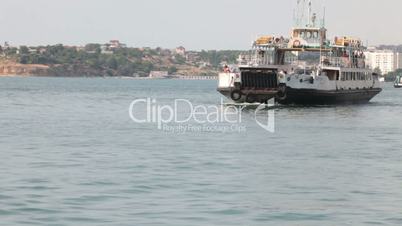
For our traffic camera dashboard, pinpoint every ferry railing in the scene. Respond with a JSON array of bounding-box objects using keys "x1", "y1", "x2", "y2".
[
  {"x1": 246, "y1": 55, "x2": 367, "y2": 69},
  {"x1": 249, "y1": 52, "x2": 274, "y2": 66},
  {"x1": 321, "y1": 57, "x2": 366, "y2": 68}
]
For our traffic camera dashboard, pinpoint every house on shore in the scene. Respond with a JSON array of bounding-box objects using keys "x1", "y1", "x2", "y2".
[{"x1": 149, "y1": 71, "x2": 169, "y2": 78}]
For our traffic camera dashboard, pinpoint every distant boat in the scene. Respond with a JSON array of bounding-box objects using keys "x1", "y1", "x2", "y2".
[{"x1": 395, "y1": 75, "x2": 402, "y2": 88}]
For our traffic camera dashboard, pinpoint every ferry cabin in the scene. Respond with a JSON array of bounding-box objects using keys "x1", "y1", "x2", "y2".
[
  {"x1": 237, "y1": 42, "x2": 378, "y2": 90},
  {"x1": 284, "y1": 66, "x2": 377, "y2": 91},
  {"x1": 289, "y1": 27, "x2": 327, "y2": 48}
]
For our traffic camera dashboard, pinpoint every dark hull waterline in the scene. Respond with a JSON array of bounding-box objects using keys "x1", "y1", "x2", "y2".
[
  {"x1": 278, "y1": 88, "x2": 382, "y2": 105},
  {"x1": 218, "y1": 88, "x2": 382, "y2": 105}
]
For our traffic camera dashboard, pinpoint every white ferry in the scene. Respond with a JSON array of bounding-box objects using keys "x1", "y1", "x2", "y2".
[{"x1": 218, "y1": 0, "x2": 382, "y2": 104}]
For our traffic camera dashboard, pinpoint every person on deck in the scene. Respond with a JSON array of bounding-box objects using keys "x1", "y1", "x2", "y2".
[{"x1": 223, "y1": 65, "x2": 231, "y2": 73}]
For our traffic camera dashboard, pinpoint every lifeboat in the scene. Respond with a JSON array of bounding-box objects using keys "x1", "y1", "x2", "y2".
[
  {"x1": 255, "y1": 36, "x2": 274, "y2": 45},
  {"x1": 335, "y1": 36, "x2": 361, "y2": 47}
]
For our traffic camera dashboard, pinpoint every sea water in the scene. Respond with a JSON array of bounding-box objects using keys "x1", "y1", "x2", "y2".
[{"x1": 0, "y1": 77, "x2": 401, "y2": 225}]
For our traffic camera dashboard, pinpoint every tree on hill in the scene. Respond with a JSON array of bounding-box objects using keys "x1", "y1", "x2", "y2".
[
  {"x1": 385, "y1": 69, "x2": 402, "y2": 82},
  {"x1": 373, "y1": 67, "x2": 382, "y2": 75},
  {"x1": 168, "y1": 66, "x2": 178, "y2": 75},
  {"x1": 19, "y1": 46, "x2": 29, "y2": 55}
]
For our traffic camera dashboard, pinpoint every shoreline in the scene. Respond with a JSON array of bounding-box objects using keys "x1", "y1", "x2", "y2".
[{"x1": 0, "y1": 74, "x2": 218, "y2": 80}]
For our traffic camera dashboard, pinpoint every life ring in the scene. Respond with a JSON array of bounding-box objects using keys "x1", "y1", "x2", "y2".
[
  {"x1": 245, "y1": 94, "x2": 257, "y2": 103},
  {"x1": 230, "y1": 90, "x2": 242, "y2": 101},
  {"x1": 276, "y1": 91, "x2": 287, "y2": 101},
  {"x1": 293, "y1": 40, "x2": 302, "y2": 48},
  {"x1": 276, "y1": 85, "x2": 287, "y2": 101}
]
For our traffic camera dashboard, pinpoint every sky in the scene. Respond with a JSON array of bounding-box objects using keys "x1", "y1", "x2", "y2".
[{"x1": 0, "y1": 0, "x2": 400, "y2": 50}]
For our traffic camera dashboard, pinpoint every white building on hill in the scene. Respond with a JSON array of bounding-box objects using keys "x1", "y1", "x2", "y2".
[
  {"x1": 395, "y1": 52, "x2": 402, "y2": 70},
  {"x1": 149, "y1": 71, "x2": 168, "y2": 78},
  {"x1": 364, "y1": 49, "x2": 395, "y2": 75}
]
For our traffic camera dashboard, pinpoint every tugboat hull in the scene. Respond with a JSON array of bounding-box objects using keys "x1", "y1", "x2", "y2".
[{"x1": 278, "y1": 88, "x2": 382, "y2": 105}]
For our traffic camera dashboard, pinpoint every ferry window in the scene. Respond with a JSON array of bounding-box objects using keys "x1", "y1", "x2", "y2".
[
  {"x1": 295, "y1": 69, "x2": 312, "y2": 75},
  {"x1": 306, "y1": 31, "x2": 312, "y2": 39},
  {"x1": 313, "y1": 32, "x2": 319, "y2": 39},
  {"x1": 295, "y1": 69, "x2": 303, "y2": 75}
]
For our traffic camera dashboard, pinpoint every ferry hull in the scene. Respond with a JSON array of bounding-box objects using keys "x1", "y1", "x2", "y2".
[
  {"x1": 217, "y1": 87, "x2": 278, "y2": 103},
  {"x1": 278, "y1": 88, "x2": 382, "y2": 105},
  {"x1": 218, "y1": 87, "x2": 382, "y2": 105}
]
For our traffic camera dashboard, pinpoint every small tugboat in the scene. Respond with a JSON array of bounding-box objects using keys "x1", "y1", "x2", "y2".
[
  {"x1": 217, "y1": 0, "x2": 382, "y2": 104},
  {"x1": 394, "y1": 74, "x2": 402, "y2": 88}
]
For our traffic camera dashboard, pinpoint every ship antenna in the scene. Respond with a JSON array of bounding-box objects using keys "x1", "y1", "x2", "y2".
[
  {"x1": 320, "y1": 30, "x2": 323, "y2": 68},
  {"x1": 308, "y1": 0, "x2": 312, "y2": 27},
  {"x1": 301, "y1": 0, "x2": 306, "y2": 26},
  {"x1": 322, "y1": 7, "x2": 326, "y2": 27},
  {"x1": 295, "y1": 0, "x2": 301, "y2": 26}
]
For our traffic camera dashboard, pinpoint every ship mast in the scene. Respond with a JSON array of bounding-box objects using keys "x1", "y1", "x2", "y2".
[
  {"x1": 296, "y1": 0, "x2": 316, "y2": 28},
  {"x1": 308, "y1": 0, "x2": 312, "y2": 27}
]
